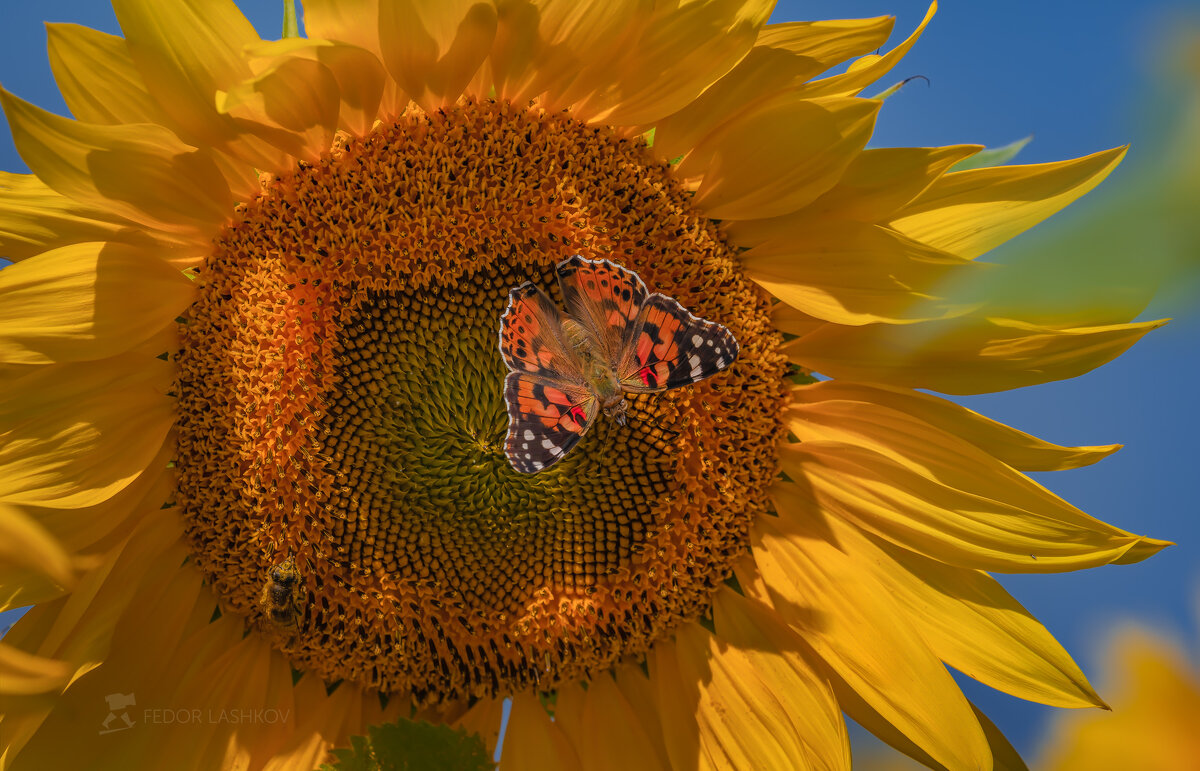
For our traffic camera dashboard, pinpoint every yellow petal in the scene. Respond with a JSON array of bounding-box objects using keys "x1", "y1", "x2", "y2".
[
  {"x1": 556, "y1": 676, "x2": 668, "y2": 771},
  {"x1": 260, "y1": 676, "x2": 364, "y2": 771},
  {"x1": 771, "y1": 303, "x2": 827, "y2": 338},
  {"x1": 378, "y1": 0, "x2": 498, "y2": 110},
  {"x1": 755, "y1": 16, "x2": 895, "y2": 64},
  {"x1": 749, "y1": 513, "x2": 993, "y2": 771},
  {"x1": 685, "y1": 96, "x2": 879, "y2": 220},
  {"x1": 46, "y1": 23, "x2": 169, "y2": 126},
  {"x1": 775, "y1": 439, "x2": 1170, "y2": 572},
  {"x1": 743, "y1": 221, "x2": 980, "y2": 325},
  {"x1": 711, "y1": 588, "x2": 851, "y2": 771},
  {"x1": 0, "y1": 644, "x2": 72, "y2": 696},
  {"x1": 0, "y1": 518, "x2": 183, "y2": 758},
  {"x1": 0, "y1": 503, "x2": 75, "y2": 590},
  {"x1": 654, "y1": 15, "x2": 894, "y2": 163},
  {"x1": 503, "y1": 692, "x2": 581, "y2": 771},
  {"x1": 303, "y1": 0, "x2": 382, "y2": 55},
  {"x1": 0, "y1": 242, "x2": 194, "y2": 365},
  {"x1": 1, "y1": 554, "x2": 212, "y2": 769},
  {"x1": 613, "y1": 664, "x2": 674, "y2": 771},
  {"x1": 247, "y1": 39, "x2": 387, "y2": 137},
  {"x1": 725, "y1": 145, "x2": 980, "y2": 247},
  {"x1": 148, "y1": 634, "x2": 293, "y2": 771},
  {"x1": 784, "y1": 314, "x2": 1163, "y2": 394},
  {"x1": 891, "y1": 147, "x2": 1126, "y2": 259},
  {"x1": 0, "y1": 339, "x2": 173, "y2": 428},
  {"x1": 46, "y1": 17, "x2": 264, "y2": 199},
  {"x1": 650, "y1": 615, "x2": 843, "y2": 771},
  {"x1": 0, "y1": 380, "x2": 174, "y2": 509},
  {"x1": 0, "y1": 172, "x2": 181, "y2": 263},
  {"x1": 582, "y1": 0, "x2": 774, "y2": 127},
  {"x1": 496, "y1": 0, "x2": 651, "y2": 111},
  {"x1": 218, "y1": 56, "x2": 340, "y2": 163},
  {"x1": 110, "y1": 0, "x2": 261, "y2": 152},
  {"x1": 792, "y1": 380, "x2": 1120, "y2": 471},
  {"x1": 2, "y1": 510, "x2": 184, "y2": 676},
  {"x1": 27, "y1": 437, "x2": 174, "y2": 558},
  {"x1": 0, "y1": 90, "x2": 233, "y2": 235},
  {"x1": 800, "y1": 509, "x2": 1104, "y2": 708},
  {"x1": 799, "y1": 2, "x2": 937, "y2": 98}
]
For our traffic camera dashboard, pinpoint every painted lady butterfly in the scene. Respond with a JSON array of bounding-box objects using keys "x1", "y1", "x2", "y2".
[{"x1": 498, "y1": 255, "x2": 739, "y2": 474}]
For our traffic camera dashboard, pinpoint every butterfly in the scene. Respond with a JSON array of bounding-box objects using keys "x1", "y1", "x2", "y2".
[{"x1": 498, "y1": 255, "x2": 739, "y2": 474}]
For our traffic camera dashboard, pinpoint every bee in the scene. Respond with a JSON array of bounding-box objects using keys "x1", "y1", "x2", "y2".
[{"x1": 260, "y1": 556, "x2": 304, "y2": 630}]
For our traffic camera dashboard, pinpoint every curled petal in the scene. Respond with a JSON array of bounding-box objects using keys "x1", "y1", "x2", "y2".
[
  {"x1": 799, "y1": 2, "x2": 937, "y2": 98},
  {"x1": 654, "y1": 14, "x2": 895, "y2": 162}
]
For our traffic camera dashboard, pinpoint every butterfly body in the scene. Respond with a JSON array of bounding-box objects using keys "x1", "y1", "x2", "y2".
[
  {"x1": 560, "y1": 317, "x2": 628, "y2": 425},
  {"x1": 498, "y1": 256, "x2": 738, "y2": 474}
]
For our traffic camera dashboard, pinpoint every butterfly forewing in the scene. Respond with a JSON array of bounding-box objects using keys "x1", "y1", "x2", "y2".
[
  {"x1": 503, "y1": 372, "x2": 599, "y2": 473},
  {"x1": 617, "y1": 293, "x2": 739, "y2": 393},
  {"x1": 499, "y1": 283, "x2": 586, "y2": 382},
  {"x1": 556, "y1": 256, "x2": 649, "y2": 371}
]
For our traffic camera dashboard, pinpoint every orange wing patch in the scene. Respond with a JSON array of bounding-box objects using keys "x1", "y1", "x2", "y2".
[
  {"x1": 556, "y1": 256, "x2": 648, "y2": 369},
  {"x1": 498, "y1": 283, "x2": 584, "y2": 382}
]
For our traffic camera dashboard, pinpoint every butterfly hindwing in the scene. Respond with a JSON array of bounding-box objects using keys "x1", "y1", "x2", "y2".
[
  {"x1": 503, "y1": 372, "x2": 598, "y2": 473},
  {"x1": 499, "y1": 282, "x2": 586, "y2": 382},
  {"x1": 556, "y1": 256, "x2": 649, "y2": 370},
  {"x1": 617, "y1": 293, "x2": 739, "y2": 393}
]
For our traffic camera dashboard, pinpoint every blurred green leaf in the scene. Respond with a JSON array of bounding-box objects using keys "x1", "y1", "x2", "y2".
[
  {"x1": 283, "y1": 0, "x2": 300, "y2": 38},
  {"x1": 949, "y1": 136, "x2": 1033, "y2": 172},
  {"x1": 930, "y1": 29, "x2": 1200, "y2": 327},
  {"x1": 322, "y1": 718, "x2": 493, "y2": 771}
]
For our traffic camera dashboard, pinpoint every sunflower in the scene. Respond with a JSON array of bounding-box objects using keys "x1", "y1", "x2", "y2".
[{"x1": 0, "y1": 1, "x2": 1171, "y2": 769}]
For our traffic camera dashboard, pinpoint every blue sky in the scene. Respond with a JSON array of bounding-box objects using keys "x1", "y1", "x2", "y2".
[{"x1": 2, "y1": 0, "x2": 1197, "y2": 763}]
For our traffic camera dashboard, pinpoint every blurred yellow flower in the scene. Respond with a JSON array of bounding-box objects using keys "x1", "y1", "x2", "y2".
[
  {"x1": 1038, "y1": 620, "x2": 1200, "y2": 771},
  {"x1": 0, "y1": 1, "x2": 1171, "y2": 769}
]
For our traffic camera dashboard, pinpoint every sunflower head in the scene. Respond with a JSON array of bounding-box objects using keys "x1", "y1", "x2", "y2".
[{"x1": 0, "y1": 1, "x2": 1171, "y2": 769}]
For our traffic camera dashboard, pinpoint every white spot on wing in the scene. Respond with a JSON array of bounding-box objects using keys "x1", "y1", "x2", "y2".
[
  {"x1": 689, "y1": 353, "x2": 702, "y2": 378},
  {"x1": 691, "y1": 334, "x2": 703, "y2": 347}
]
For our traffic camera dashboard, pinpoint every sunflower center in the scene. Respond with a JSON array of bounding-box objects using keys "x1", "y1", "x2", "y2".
[{"x1": 176, "y1": 100, "x2": 786, "y2": 704}]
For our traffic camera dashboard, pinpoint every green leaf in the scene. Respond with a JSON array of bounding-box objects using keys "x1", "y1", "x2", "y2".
[
  {"x1": 322, "y1": 718, "x2": 494, "y2": 771},
  {"x1": 949, "y1": 135, "x2": 1033, "y2": 172},
  {"x1": 282, "y1": 0, "x2": 300, "y2": 39},
  {"x1": 643, "y1": 127, "x2": 656, "y2": 147}
]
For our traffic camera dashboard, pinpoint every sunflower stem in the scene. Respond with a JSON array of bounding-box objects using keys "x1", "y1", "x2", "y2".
[{"x1": 282, "y1": 0, "x2": 300, "y2": 38}]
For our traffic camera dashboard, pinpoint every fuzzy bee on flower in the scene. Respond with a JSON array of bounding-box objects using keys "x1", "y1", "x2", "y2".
[
  {"x1": 499, "y1": 256, "x2": 738, "y2": 473},
  {"x1": 260, "y1": 556, "x2": 304, "y2": 630}
]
